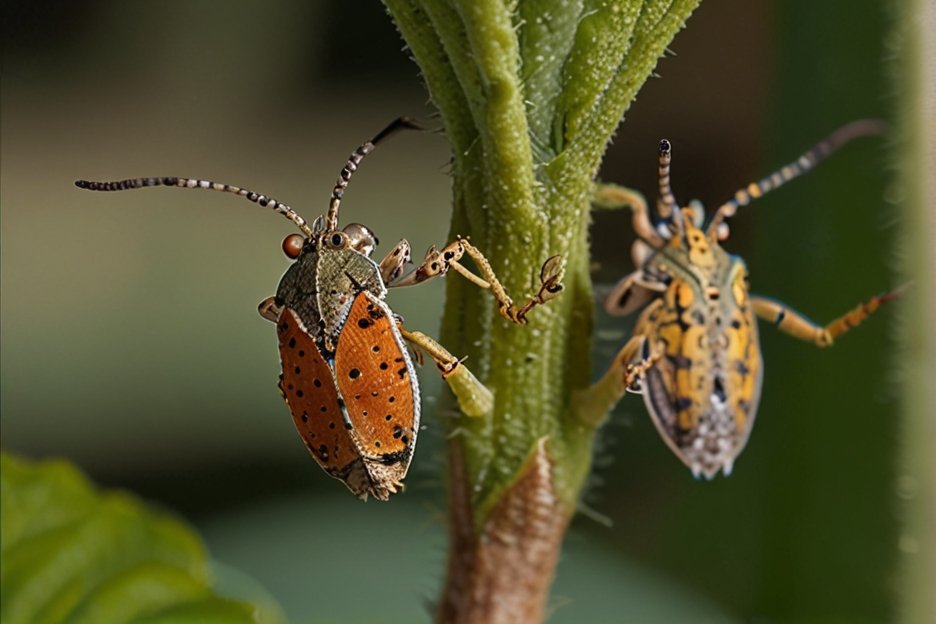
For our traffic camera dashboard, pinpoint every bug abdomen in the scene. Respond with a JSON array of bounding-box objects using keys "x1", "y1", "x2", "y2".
[
  {"x1": 277, "y1": 305, "x2": 415, "y2": 501},
  {"x1": 639, "y1": 280, "x2": 762, "y2": 478}
]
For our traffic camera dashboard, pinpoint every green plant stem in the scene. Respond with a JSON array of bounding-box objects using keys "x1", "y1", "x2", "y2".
[
  {"x1": 894, "y1": 0, "x2": 936, "y2": 621},
  {"x1": 383, "y1": 2, "x2": 700, "y2": 621}
]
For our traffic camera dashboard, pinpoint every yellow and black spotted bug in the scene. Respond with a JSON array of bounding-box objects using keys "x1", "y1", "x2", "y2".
[
  {"x1": 594, "y1": 120, "x2": 898, "y2": 479},
  {"x1": 76, "y1": 118, "x2": 564, "y2": 500}
]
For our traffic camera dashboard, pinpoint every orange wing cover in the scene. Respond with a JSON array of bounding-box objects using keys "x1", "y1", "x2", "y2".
[
  {"x1": 277, "y1": 309, "x2": 357, "y2": 480},
  {"x1": 276, "y1": 292, "x2": 419, "y2": 500},
  {"x1": 334, "y1": 292, "x2": 419, "y2": 465}
]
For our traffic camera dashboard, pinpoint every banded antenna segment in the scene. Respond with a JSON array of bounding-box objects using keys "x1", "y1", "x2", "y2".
[
  {"x1": 75, "y1": 176, "x2": 314, "y2": 238},
  {"x1": 706, "y1": 119, "x2": 889, "y2": 235},
  {"x1": 655, "y1": 138, "x2": 683, "y2": 236},
  {"x1": 326, "y1": 116, "x2": 422, "y2": 232}
]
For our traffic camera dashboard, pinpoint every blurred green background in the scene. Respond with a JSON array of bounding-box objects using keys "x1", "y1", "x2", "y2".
[{"x1": 2, "y1": 1, "x2": 901, "y2": 622}]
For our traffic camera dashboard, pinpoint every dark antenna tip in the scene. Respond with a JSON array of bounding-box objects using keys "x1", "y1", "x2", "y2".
[
  {"x1": 75, "y1": 180, "x2": 91, "y2": 189},
  {"x1": 659, "y1": 139, "x2": 671, "y2": 154},
  {"x1": 396, "y1": 116, "x2": 422, "y2": 131},
  {"x1": 372, "y1": 117, "x2": 423, "y2": 145}
]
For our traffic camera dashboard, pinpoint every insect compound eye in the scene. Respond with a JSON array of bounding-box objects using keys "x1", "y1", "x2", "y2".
[
  {"x1": 326, "y1": 231, "x2": 349, "y2": 250},
  {"x1": 282, "y1": 234, "x2": 306, "y2": 259},
  {"x1": 341, "y1": 222, "x2": 378, "y2": 257}
]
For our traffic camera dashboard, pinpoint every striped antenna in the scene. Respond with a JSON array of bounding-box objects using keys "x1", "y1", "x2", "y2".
[
  {"x1": 656, "y1": 139, "x2": 678, "y2": 219},
  {"x1": 655, "y1": 139, "x2": 683, "y2": 235},
  {"x1": 706, "y1": 119, "x2": 889, "y2": 234},
  {"x1": 75, "y1": 176, "x2": 314, "y2": 238},
  {"x1": 325, "y1": 117, "x2": 422, "y2": 232}
]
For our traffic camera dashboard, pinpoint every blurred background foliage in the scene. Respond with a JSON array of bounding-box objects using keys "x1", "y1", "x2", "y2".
[
  {"x1": 1, "y1": 453, "x2": 280, "y2": 623},
  {"x1": 1, "y1": 1, "x2": 906, "y2": 622}
]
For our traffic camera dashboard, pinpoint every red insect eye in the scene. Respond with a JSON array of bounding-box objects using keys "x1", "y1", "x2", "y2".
[{"x1": 282, "y1": 234, "x2": 305, "y2": 259}]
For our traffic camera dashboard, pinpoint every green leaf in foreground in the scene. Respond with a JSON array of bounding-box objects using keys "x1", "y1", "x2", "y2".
[{"x1": 0, "y1": 453, "x2": 270, "y2": 624}]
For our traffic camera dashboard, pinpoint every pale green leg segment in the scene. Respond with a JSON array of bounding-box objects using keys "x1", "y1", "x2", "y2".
[
  {"x1": 397, "y1": 324, "x2": 493, "y2": 417},
  {"x1": 573, "y1": 335, "x2": 660, "y2": 427},
  {"x1": 391, "y1": 242, "x2": 564, "y2": 417}
]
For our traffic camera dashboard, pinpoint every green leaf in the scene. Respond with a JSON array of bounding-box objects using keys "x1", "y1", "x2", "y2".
[{"x1": 0, "y1": 453, "x2": 270, "y2": 624}]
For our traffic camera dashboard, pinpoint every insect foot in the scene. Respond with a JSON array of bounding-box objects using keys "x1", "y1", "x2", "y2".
[
  {"x1": 76, "y1": 117, "x2": 559, "y2": 499},
  {"x1": 584, "y1": 120, "x2": 893, "y2": 479},
  {"x1": 511, "y1": 255, "x2": 566, "y2": 324},
  {"x1": 393, "y1": 239, "x2": 565, "y2": 325}
]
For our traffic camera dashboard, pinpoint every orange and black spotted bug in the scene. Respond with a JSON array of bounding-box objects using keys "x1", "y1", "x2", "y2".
[
  {"x1": 595, "y1": 120, "x2": 899, "y2": 479},
  {"x1": 76, "y1": 118, "x2": 563, "y2": 500}
]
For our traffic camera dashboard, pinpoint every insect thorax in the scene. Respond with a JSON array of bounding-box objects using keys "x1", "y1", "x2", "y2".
[{"x1": 276, "y1": 244, "x2": 387, "y2": 351}]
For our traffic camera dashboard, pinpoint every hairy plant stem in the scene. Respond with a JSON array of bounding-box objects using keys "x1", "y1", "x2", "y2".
[
  {"x1": 893, "y1": 0, "x2": 936, "y2": 621},
  {"x1": 382, "y1": 2, "x2": 700, "y2": 621}
]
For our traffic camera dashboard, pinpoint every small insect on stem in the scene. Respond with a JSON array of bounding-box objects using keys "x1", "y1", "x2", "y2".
[
  {"x1": 593, "y1": 119, "x2": 898, "y2": 479},
  {"x1": 76, "y1": 117, "x2": 564, "y2": 500}
]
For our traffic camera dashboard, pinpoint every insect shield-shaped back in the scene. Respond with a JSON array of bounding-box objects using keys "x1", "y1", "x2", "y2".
[
  {"x1": 635, "y1": 239, "x2": 762, "y2": 480},
  {"x1": 273, "y1": 219, "x2": 420, "y2": 501},
  {"x1": 600, "y1": 120, "x2": 891, "y2": 480},
  {"x1": 76, "y1": 118, "x2": 424, "y2": 501},
  {"x1": 268, "y1": 121, "x2": 422, "y2": 501}
]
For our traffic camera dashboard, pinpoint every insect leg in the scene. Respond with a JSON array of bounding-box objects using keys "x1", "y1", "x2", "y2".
[
  {"x1": 752, "y1": 288, "x2": 900, "y2": 347},
  {"x1": 620, "y1": 337, "x2": 662, "y2": 389},
  {"x1": 396, "y1": 325, "x2": 461, "y2": 375},
  {"x1": 604, "y1": 271, "x2": 657, "y2": 317},
  {"x1": 387, "y1": 239, "x2": 465, "y2": 287},
  {"x1": 573, "y1": 334, "x2": 660, "y2": 426},
  {"x1": 390, "y1": 239, "x2": 564, "y2": 325},
  {"x1": 592, "y1": 182, "x2": 665, "y2": 248},
  {"x1": 257, "y1": 296, "x2": 283, "y2": 322},
  {"x1": 378, "y1": 239, "x2": 412, "y2": 284},
  {"x1": 495, "y1": 252, "x2": 565, "y2": 324},
  {"x1": 396, "y1": 323, "x2": 493, "y2": 417},
  {"x1": 452, "y1": 244, "x2": 564, "y2": 324}
]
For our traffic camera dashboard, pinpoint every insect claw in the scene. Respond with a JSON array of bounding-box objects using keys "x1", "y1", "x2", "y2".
[
  {"x1": 499, "y1": 302, "x2": 524, "y2": 325},
  {"x1": 622, "y1": 347, "x2": 661, "y2": 387},
  {"x1": 449, "y1": 354, "x2": 470, "y2": 374},
  {"x1": 879, "y1": 282, "x2": 911, "y2": 304},
  {"x1": 539, "y1": 255, "x2": 566, "y2": 297},
  {"x1": 438, "y1": 355, "x2": 467, "y2": 378},
  {"x1": 625, "y1": 377, "x2": 643, "y2": 394}
]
